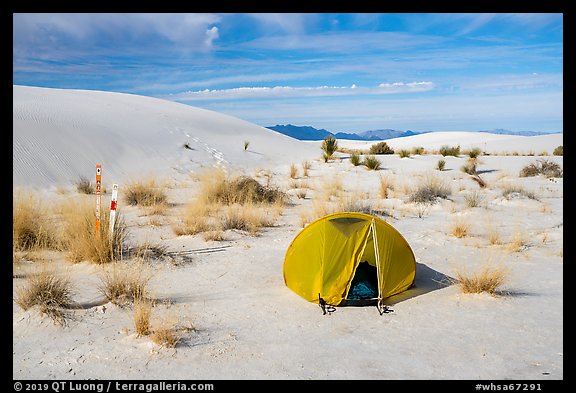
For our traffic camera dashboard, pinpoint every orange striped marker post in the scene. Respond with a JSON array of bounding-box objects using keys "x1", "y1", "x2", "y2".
[
  {"x1": 109, "y1": 184, "x2": 118, "y2": 237},
  {"x1": 95, "y1": 164, "x2": 102, "y2": 236}
]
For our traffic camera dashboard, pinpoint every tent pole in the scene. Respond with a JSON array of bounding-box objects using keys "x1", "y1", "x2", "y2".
[{"x1": 371, "y1": 219, "x2": 383, "y2": 305}]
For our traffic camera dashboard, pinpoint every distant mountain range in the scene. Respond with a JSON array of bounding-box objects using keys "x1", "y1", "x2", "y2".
[{"x1": 266, "y1": 124, "x2": 558, "y2": 141}]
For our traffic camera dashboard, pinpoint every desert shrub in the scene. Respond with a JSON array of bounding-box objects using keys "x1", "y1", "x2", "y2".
[
  {"x1": 350, "y1": 153, "x2": 361, "y2": 166},
  {"x1": 519, "y1": 158, "x2": 563, "y2": 178},
  {"x1": 436, "y1": 159, "x2": 446, "y2": 171},
  {"x1": 398, "y1": 149, "x2": 411, "y2": 158},
  {"x1": 439, "y1": 145, "x2": 460, "y2": 157},
  {"x1": 14, "y1": 268, "x2": 76, "y2": 325},
  {"x1": 321, "y1": 136, "x2": 338, "y2": 162},
  {"x1": 408, "y1": 175, "x2": 451, "y2": 204},
  {"x1": 553, "y1": 145, "x2": 563, "y2": 156},
  {"x1": 466, "y1": 147, "x2": 482, "y2": 159},
  {"x1": 202, "y1": 175, "x2": 285, "y2": 206},
  {"x1": 363, "y1": 155, "x2": 382, "y2": 170},
  {"x1": 13, "y1": 192, "x2": 58, "y2": 251},
  {"x1": 412, "y1": 146, "x2": 425, "y2": 155},
  {"x1": 369, "y1": 141, "x2": 394, "y2": 155},
  {"x1": 74, "y1": 176, "x2": 94, "y2": 194}
]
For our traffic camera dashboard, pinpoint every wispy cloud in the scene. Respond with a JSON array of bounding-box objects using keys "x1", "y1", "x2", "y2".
[
  {"x1": 13, "y1": 13, "x2": 222, "y2": 58},
  {"x1": 167, "y1": 81, "x2": 435, "y2": 101},
  {"x1": 241, "y1": 31, "x2": 445, "y2": 53}
]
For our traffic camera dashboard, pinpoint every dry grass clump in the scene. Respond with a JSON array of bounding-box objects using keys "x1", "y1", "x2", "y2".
[
  {"x1": 149, "y1": 306, "x2": 195, "y2": 348},
  {"x1": 203, "y1": 230, "x2": 226, "y2": 242},
  {"x1": 301, "y1": 160, "x2": 311, "y2": 177},
  {"x1": 464, "y1": 190, "x2": 485, "y2": 208},
  {"x1": 124, "y1": 178, "x2": 168, "y2": 207},
  {"x1": 220, "y1": 203, "x2": 278, "y2": 235},
  {"x1": 289, "y1": 163, "x2": 298, "y2": 179},
  {"x1": 13, "y1": 191, "x2": 58, "y2": 251},
  {"x1": 173, "y1": 201, "x2": 218, "y2": 236},
  {"x1": 99, "y1": 261, "x2": 153, "y2": 306},
  {"x1": 408, "y1": 174, "x2": 451, "y2": 204},
  {"x1": 506, "y1": 230, "x2": 528, "y2": 253},
  {"x1": 519, "y1": 158, "x2": 563, "y2": 178},
  {"x1": 461, "y1": 157, "x2": 478, "y2": 175},
  {"x1": 455, "y1": 265, "x2": 508, "y2": 295},
  {"x1": 175, "y1": 170, "x2": 284, "y2": 237},
  {"x1": 500, "y1": 184, "x2": 538, "y2": 200},
  {"x1": 450, "y1": 218, "x2": 471, "y2": 238},
  {"x1": 487, "y1": 228, "x2": 502, "y2": 246},
  {"x1": 61, "y1": 201, "x2": 127, "y2": 264},
  {"x1": 379, "y1": 175, "x2": 392, "y2": 198},
  {"x1": 133, "y1": 298, "x2": 153, "y2": 336},
  {"x1": 128, "y1": 241, "x2": 170, "y2": 262},
  {"x1": 14, "y1": 267, "x2": 76, "y2": 325}
]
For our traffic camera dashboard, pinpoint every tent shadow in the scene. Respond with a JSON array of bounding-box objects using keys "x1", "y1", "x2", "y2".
[{"x1": 383, "y1": 262, "x2": 455, "y2": 306}]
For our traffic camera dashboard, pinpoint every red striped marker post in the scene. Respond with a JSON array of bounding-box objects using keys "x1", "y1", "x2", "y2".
[
  {"x1": 95, "y1": 164, "x2": 102, "y2": 236},
  {"x1": 109, "y1": 184, "x2": 118, "y2": 237}
]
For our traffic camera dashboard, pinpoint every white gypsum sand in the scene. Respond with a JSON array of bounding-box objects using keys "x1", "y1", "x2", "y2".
[{"x1": 13, "y1": 85, "x2": 563, "y2": 380}]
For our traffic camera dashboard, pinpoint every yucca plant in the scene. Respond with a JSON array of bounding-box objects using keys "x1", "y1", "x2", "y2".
[{"x1": 321, "y1": 136, "x2": 338, "y2": 162}]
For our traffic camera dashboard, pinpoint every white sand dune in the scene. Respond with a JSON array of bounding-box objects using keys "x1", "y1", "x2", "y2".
[
  {"x1": 13, "y1": 85, "x2": 319, "y2": 189},
  {"x1": 309, "y1": 131, "x2": 563, "y2": 156},
  {"x1": 13, "y1": 86, "x2": 563, "y2": 381}
]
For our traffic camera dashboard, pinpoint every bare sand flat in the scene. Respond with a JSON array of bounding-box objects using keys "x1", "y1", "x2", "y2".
[{"x1": 13, "y1": 86, "x2": 563, "y2": 380}]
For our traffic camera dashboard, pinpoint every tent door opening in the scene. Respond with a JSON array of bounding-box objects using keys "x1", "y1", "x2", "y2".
[
  {"x1": 344, "y1": 222, "x2": 380, "y2": 305},
  {"x1": 347, "y1": 261, "x2": 378, "y2": 301}
]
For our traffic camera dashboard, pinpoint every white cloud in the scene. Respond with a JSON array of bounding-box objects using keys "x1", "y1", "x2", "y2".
[
  {"x1": 205, "y1": 26, "x2": 219, "y2": 47},
  {"x1": 377, "y1": 81, "x2": 435, "y2": 92},
  {"x1": 168, "y1": 81, "x2": 435, "y2": 101}
]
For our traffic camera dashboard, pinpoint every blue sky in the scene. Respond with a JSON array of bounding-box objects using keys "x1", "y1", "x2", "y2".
[{"x1": 13, "y1": 13, "x2": 563, "y2": 133}]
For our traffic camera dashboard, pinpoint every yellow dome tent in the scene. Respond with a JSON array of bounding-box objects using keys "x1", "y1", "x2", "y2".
[{"x1": 283, "y1": 212, "x2": 416, "y2": 313}]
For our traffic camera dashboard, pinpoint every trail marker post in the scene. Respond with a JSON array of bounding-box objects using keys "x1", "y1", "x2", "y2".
[
  {"x1": 109, "y1": 184, "x2": 118, "y2": 238},
  {"x1": 95, "y1": 164, "x2": 102, "y2": 236}
]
